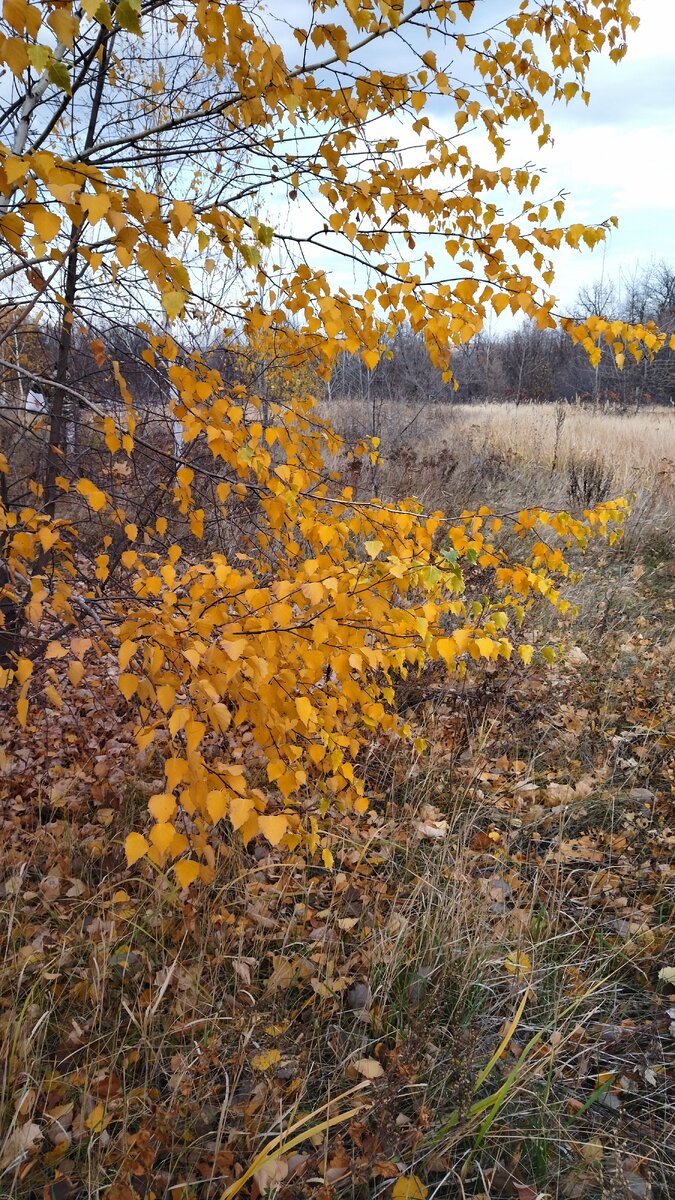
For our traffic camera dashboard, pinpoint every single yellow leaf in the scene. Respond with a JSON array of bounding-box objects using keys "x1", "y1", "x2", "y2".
[
  {"x1": 30, "y1": 207, "x2": 61, "y2": 242},
  {"x1": 156, "y1": 683, "x2": 175, "y2": 712},
  {"x1": 503, "y1": 950, "x2": 532, "y2": 976},
  {"x1": 148, "y1": 793, "x2": 176, "y2": 823},
  {"x1": 436, "y1": 637, "x2": 456, "y2": 664},
  {"x1": 118, "y1": 673, "x2": 138, "y2": 699},
  {"x1": 392, "y1": 1177, "x2": 429, "y2": 1200},
  {"x1": 251, "y1": 1048, "x2": 281, "y2": 1071},
  {"x1": 184, "y1": 718, "x2": 205, "y2": 753},
  {"x1": 44, "y1": 683, "x2": 62, "y2": 708},
  {"x1": 80, "y1": 192, "x2": 111, "y2": 224},
  {"x1": 125, "y1": 832, "x2": 149, "y2": 867},
  {"x1": 149, "y1": 822, "x2": 176, "y2": 853},
  {"x1": 15, "y1": 657, "x2": 32, "y2": 684},
  {"x1": 258, "y1": 813, "x2": 288, "y2": 846},
  {"x1": 174, "y1": 859, "x2": 200, "y2": 888},
  {"x1": 67, "y1": 660, "x2": 85, "y2": 686},
  {"x1": 47, "y1": 7, "x2": 79, "y2": 46},
  {"x1": 85, "y1": 1103, "x2": 106, "y2": 1133},
  {"x1": 206, "y1": 789, "x2": 228, "y2": 823},
  {"x1": 45, "y1": 640, "x2": 67, "y2": 659},
  {"x1": 119, "y1": 641, "x2": 137, "y2": 670},
  {"x1": 295, "y1": 695, "x2": 314, "y2": 726},
  {"x1": 162, "y1": 289, "x2": 189, "y2": 320},
  {"x1": 229, "y1": 794, "x2": 254, "y2": 830}
]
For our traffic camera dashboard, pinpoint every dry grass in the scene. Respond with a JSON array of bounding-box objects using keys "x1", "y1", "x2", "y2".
[
  {"x1": 324, "y1": 399, "x2": 675, "y2": 487},
  {"x1": 322, "y1": 399, "x2": 675, "y2": 562},
  {"x1": 443, "y1": 403, "x2": 673, "y2": 488}
]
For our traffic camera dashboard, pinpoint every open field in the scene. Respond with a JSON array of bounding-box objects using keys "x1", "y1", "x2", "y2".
[
  {"x1": 1, "y1": 403, "x2": 673, "y2": 1200},
  {"x1": 325, "y1": 399, "x2": 675, "y2": 486},
  {"x1": 324, "y1": 400, "x2": 675, "y2": 562}
]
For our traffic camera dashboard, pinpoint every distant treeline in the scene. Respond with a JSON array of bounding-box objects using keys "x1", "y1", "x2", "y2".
[
  {"x1": 330, "y1": 262, "x2": 675, "y2": 409},
  {"x1": 2, "y1": 263, "x2": 674, "y2": 423}
]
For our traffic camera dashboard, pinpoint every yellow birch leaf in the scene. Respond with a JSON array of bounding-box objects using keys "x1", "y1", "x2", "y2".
[
  {"x1": 3, "y1": 0, "x2": 28, "y2": 36},
  {"x1": 119, "y1": 641, "x2": 137, "y2": 670},
  {"x1": 162, "y1": 289, "x2": 189, "y2": 320},
  {"x1": 118, "y1": 673, "x2": 138, "y2": 700},
  {"x1": 258, "y1": 813, "x2": 288, "y2": 846},
  {"x1": 44, "y1": 684, "x2": 62, "y2": 708},
  {"x1": 229, "y1": 794, "x2": 254, "y2": 830},
  {"x1": 68, "y1": 660, "x2": 84, "y2": 686},
  {"x1": 206, "y1": 790, "x2": 228, "y2": 822},
  {"x1": 174, "y1": 859, "x2": 200, "y2": 888},
  {"x1": 503, "y1": 950, "x2": 532, "y2": 976},
  {"x1": 30, "y1": 207, "x2": 61, "y2": 241},
  {"x1": 251, "y1": 1048, "x2": 281, "y2": 1071},
  {"x1": 125, "y1": 832, "x2": 149, "y2": 866},
  {"x1": 149, "y1": 822, "x2": 176, "y2": 853},
  {"x1": 16, "y1": 658, "x2": 32, "y2": 684},
  {"x1": 45, "y1": 641, "x2": 67, "y2": 659},
  {"x1": 436, "y1": 637, "x2": 456, "y2": 664},
  {"x1": 47, "y1": 8, "x2": 79, "y2": 46},
  {"x1": 75, "y1": 478, "x2": 107, "y2": 512},
  {"x1": 80, "y1": 192, "x2": 111, "y2": 224},
  {"x1": 148, "y1": 793, "x2": 176, "y2": 823},
  {"x1": 156, "y1": 683, "x2": 175, "y2": 712},
  {"x1": 392, "y1": 1178, "x2": 428, "y2": 1200},
  {"x1": 354, "y1": 1057, "x2": 385, "y2": 1079},
  {"x1": 85, "y1": 1103, "x2": 106, "y2": 1133},
  {"x1": 295, "y1": 695, "x2": 314, "y2": 726},
  {"x1": 184, "y1": 718, "x2": 205, "y2": 753}
]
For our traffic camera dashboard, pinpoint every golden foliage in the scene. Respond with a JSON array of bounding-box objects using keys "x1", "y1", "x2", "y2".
[{"x1": 0, "y1": 0, "x2": 667, "y2": 877}]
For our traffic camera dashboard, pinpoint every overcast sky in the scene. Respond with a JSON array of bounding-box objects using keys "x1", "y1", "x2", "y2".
[{"x1": 532, "y1": 0, "x2": 675, "y2": 310}]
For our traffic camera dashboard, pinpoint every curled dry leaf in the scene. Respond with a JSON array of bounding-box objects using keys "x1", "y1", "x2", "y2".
[
  {"x1": 415, "y1": 819, "x2": 449, "y2": 839},
  {"x1": 354, "y1": 1057, "x2": 384, "y2": 1079},
  {"x1": 0, "y1": 1122, "x2": 43, "y2": 1169},
  {"x1": 253, "y1": 1156, "x2": 288, "y2": 1192}
]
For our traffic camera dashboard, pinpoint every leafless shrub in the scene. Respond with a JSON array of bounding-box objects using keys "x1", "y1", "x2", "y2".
[{"x1": 567, "y1": 453, "x2": 614, "y2": 509}]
